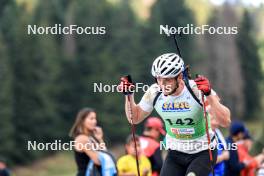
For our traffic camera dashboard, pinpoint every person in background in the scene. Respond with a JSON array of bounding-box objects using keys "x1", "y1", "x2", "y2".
[
  {"x1": 224, "y1": 121, "x2": 247, "y2": 176},
  {"x1": 209, "y1": 116, "x2": 229, "y2": 176},
  {"x1": 206, "y1": 95, "x2": 230, "y2": 176},
  {"x1": 257, "y1": 162, "x2": 264, "y2": 176},
  {"x1": 117, "y1": 134, "x2": 152, "y2": 176},
  {"x1": 69, "y1": 108, "x2": 107, "y2": 176},
  {"x1": 238, "y1": 129, "x2": 264, "y2": 176},
  {"x1": 0, "y1": 158, "x2": 10, "y2": 176},
  {"x1": 140, "y1": 117, "x2": 165, "y2": 176}
]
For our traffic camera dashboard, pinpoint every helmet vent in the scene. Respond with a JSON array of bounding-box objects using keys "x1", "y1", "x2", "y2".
[
  {"x1": 161, "y1": 67, "x2": 167, "y2": 74},
  {"x1": 171, "y1": 56, "x2": 177, "y2": 62},
  {"x1": 157, "y1": 59, "x2": 161, "y2": 68},
  {"x1": 166, "y1": 68, "x2": 175, "y2": 75},
  {"x1": 172, "y1": 68, "x2": 180, "y2": 74},
  {"x1": 160, "y1": 60, "x2": 166, "y2": 67},
  {"x1": 168, "y1": 53, "x2": 174, "y2": 57}
]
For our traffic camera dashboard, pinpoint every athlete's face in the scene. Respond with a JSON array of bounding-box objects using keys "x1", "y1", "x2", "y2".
[
  {"x1": 83, "y1": 112, "x2": 97, "y2": 131},
  {"x1": 157, "y1": 76, "x2": 179, "y2": 96}
]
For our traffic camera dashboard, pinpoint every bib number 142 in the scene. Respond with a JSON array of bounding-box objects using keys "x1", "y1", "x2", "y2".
[{"x1": 165, "y1": 118, "x2": 195, "y2": 126}]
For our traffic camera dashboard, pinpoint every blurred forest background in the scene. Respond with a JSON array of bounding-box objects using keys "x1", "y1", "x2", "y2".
[{"x1": 0, "y1": 0, "x2": 264, "y2": 172}]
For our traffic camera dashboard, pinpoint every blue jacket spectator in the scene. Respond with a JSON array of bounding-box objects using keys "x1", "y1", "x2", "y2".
[
  {"x1": 209, "y1": 129, "x2": 229, "y2": 176},
  {"x1": 0, "y1": 158, "x2": 10, "y2": 176},
  {"x1": 224, "y1": 121, "x2": 247, "y2": 176}
]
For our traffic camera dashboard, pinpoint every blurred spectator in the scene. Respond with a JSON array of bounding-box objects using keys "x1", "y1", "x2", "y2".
[
  {"x1": 224, "y1": 121, "x2": 247, "y2": 176},
  {"x1": 238, "y1": 130, "x2": 264, "y2": 176},
  {"x1": 257, "y1": 162, "x2": 264, "y2": 176},
  {"x1": 139, "y1": 117, "x2": 165, "y2": 176},
  {"x1": 209, "y1": 117, "x2": 229, "y2": 176},
  {"x1": 117, "y1": 134, "x2": 152, "y2": 176},
  {"x1": 0, "y1": 158, "x2": 10, "y2": 176},
  {"x1": 69, "y1": 108, "x2": 117, "y2": 176}
]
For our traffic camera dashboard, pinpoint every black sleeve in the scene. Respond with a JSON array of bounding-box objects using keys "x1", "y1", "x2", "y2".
[
  {"x1": 227, "y1": 149, "x2": 246, "y2": 172},
  {"x1": 149, "y1": 148, "x2": 163, "y2": 173}
]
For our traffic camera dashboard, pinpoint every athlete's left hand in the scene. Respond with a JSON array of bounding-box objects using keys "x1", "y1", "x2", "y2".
[{"x1": 194, "y1": 75, "x2": 211, "y2": 96}]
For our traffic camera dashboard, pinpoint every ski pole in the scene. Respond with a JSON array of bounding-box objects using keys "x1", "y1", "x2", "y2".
[
  {"x1": 123, "y1": 75, "x2": 141, "y2": 176},
  {"x1": 173, "y1": 33, "x2": 182, "y2": 58},
  {"x1": 172, "y1": 33, "x2": 215, "y2": 176},
  {"x1": 201, "y1": 93, "x2": 215, "y2": 176}
]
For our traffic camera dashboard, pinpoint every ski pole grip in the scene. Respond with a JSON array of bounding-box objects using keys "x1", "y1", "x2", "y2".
[
  {"x1": 123, "y1": 75, "x2": 133, "y2": 83},
  {"x1": 121, "y1": 75, "x2": 134, "y2": 95}
]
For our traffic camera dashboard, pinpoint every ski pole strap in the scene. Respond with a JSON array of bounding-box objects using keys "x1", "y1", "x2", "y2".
[{"x1": 183, "y1": 78, "x2": 202, "y2": 106}]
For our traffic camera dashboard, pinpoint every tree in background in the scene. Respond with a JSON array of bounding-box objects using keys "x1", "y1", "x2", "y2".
[
  {"x1": 0, "y1": 0, "x2": 28, "y2": 164},
  {"x1": 148, "y1": 0, "x2": 196, "y2": 65},
  {"x1": 236, "y1": 9, "x2": 262, "y2": 119},
  {"x1": 0, "y1": 0, "x2": 64, "y2": 163},
  {"x1": 204, "y1": 4, "x2": 245, "y2": 119},
  {"x1": 0, "y1": 34, "x2": 15, "y2": 165},
  {"x1": 66, "y1": 0, "x2": 146, "y2": 142}
]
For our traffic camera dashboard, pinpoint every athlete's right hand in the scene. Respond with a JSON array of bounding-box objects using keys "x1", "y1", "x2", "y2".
[
  {"x1": 118, "y1": 75, "x2": 135, "y2": 95},
  {"x1": 194, "y1": 75, "x2": 211, "y2": 96}
]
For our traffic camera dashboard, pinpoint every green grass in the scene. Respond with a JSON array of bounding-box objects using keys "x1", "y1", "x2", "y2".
[
  {"x1": 12, "y1": 145, "x2": 125, "y2": 176},
  {"x1": 13, "y1": 152, "x2": 76, "y2": 176}
]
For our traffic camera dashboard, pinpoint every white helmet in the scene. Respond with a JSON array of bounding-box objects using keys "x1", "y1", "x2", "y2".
[{"x1": 151, "y1": 53, "x2": 184, "y2": 78}]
